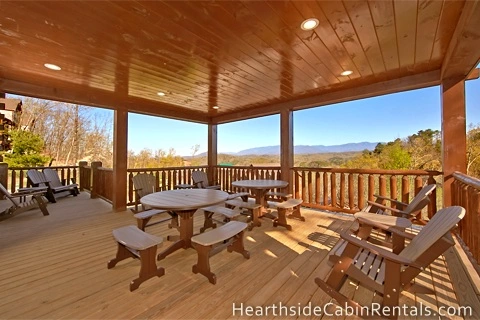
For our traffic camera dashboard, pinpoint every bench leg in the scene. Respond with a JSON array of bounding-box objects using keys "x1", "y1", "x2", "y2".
[
  {"x1": 192, "y1": 243, "x2": 217, "y2": 284},
  {"x1": 273, "y1": 208, "x2": 292, "y2": 231},
  {"x1": 137, "y1": 217, "x2": 151, "y2": 231},
  {"x1": 107, "y1": 243, "x2": 136, "y2": 269},
  {"x1": 200, "y1": 210, "x2": 217, "y2": 233},
  {"x1": 287, "y1": 205, "x2": 305, "y2": 222},
  {"x1": 247, "y1": 207, "x2": 262, "y2": 231},
  {"x1": 227, "y1": 230, "x2": 250, "y2": 259},
  {"x1": 130, "y1": 246, "x2": 165, "y2": 291}
]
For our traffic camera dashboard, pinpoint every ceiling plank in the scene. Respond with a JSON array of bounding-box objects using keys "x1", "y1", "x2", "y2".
[
  {"x1": 441, "y1": 0, "x2": 480, "y2": 79},
  {"x1": 212, "y1": 70, "x2": 440, "y2": 124},
  {"x1": 0, "y1": 75, "x2": 209, "y2": 123}
]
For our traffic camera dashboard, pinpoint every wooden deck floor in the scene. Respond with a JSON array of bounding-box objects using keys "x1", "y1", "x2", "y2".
[{"x1": 1, "y1": 193, "x2": 479, "y2": 319}]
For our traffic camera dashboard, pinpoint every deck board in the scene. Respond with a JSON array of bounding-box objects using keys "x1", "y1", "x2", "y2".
[{"x1": 0, "y1": 193, "x2": 479, "y2": 319}]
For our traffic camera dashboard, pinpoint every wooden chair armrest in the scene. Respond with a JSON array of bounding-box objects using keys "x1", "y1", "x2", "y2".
[
  {"x1": 192, "y1": 181, "x2": 203, "y2": 188},
  {"x1": 355, "y1": 216, "x2": 416, "y2": 240},
  {"x1": 373, "y1": 195, "x2": 408, "y2": 208},
  {"x1": 366, "y1": 201, "x2": 407, "y2": 215},
  {"x1": 11, "y1": 190, "x2": 47, "y2": 197},
  {"x1": 340, "y1": 232, "x2": 421, "y2": 268}
]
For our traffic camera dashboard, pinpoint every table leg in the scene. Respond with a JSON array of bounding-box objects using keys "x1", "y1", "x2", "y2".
[{"x1": 157, "y1": 209, "x2": 196, "y2": 260}]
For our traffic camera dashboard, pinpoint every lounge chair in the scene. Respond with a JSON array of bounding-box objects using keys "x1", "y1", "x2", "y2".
[
  {"x1": 132, "y1": 173, "x2": 178, "y2": 230},
  {"x1": 363, "y1": 184, "x2": 436, "y2": 223},
  {"x1": 27, "y1": 169, "x2": 78, "y2": 203},
  {"x1": 316, "y1": 206, "x2": 465, "y2": 319},
  {"x1": 191, "y1": 171, "x2": 221, "y2": 190},
  {"x1": 0, "y1": 183, "x2": 49, "y2": 221}
]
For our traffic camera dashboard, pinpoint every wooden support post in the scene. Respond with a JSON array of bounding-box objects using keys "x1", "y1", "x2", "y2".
[
  {"x1": 441, "y1": 77, "x2": 467, "y2": 206},
  {"x1": 280, "y1": 109, "x2": 293, "y2": 194},
  {"x1": 90, "y1": 161, "x2": 102, "y2": 199},
  {"x1": 208, "y1": 123, "x2": 217, "y2": 186},
  {"x1": 113, "y1": 109, "x2": 128, "y2": 212}
]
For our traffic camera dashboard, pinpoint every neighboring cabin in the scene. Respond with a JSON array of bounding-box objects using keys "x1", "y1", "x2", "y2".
[{"x1": 0, "y1": 98, "x2": 22, "y2": 152}]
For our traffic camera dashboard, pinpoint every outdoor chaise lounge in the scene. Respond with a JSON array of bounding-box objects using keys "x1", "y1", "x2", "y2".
[{"x1": 0, "y1": 183, "x2": 49, "y2": 221}]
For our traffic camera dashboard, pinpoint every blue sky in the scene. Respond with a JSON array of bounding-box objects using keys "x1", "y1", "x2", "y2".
[
  {"x1": 9, "y1": 74, "x2": 479, "y2": 157},
  {"x1": 124, "y1": 75, "x2": 479, "y2": 156}
]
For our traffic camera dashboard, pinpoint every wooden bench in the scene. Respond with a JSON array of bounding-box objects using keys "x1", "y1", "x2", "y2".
[
  {"x1": 265, "y1": 191, "x2": 292, "y2": 202},
  {"x1": 191, "y1": 221, "x2": 249, "y2": 284},
  {"x1": 200, "y1": 205, "x2": 242, "y2": 233},
  {"x1": 267, "y1": 198, "x2": 304, "y2": 231},
  {"x1": 224, "y1": 199, "x2": 262, "y2": 230},
  {"x1": 107, "y1": 225, "x2": 165, "y2": 291},
  {"x1": 133, "y1": 209, "x2": 174, "y2": 231}
]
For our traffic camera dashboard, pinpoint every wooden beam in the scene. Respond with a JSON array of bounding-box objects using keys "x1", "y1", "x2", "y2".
[
  {"x1": 467, "y1": 68, "x2": 480, "y2": 81},
  {"x1": 441, "y1": 77, "x2": 467, "y2": 207},
  {"x1": 0, "y1": 76, "x2": 209, "y2": 124},
  {"x1": 280, "y1": 110, "x2": 293, "y2": 194},
  {"x1": 208, "y1": 123, "x2": 218, "y2": 184},
  {"x1": 212, "y1": 70, "x2": 441, "y2": 124},
  {"x1": 112, "y1": 109, "x2": 128, "y2": 212},
  {"x1": 441, "y1": 1, "x2": 480, "y2": 79}
]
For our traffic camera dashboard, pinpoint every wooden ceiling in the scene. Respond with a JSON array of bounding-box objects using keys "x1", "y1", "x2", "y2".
[{"x1": 0, "y1": 1, "x2": 479, "y2": 124}]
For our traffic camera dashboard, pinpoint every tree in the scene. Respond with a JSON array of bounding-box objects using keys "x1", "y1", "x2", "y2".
[
  {"x1": 405, "y1": 129, "x2": 441, "y2": 170},
  {"x1": 2, "y1": 130, "x2": 50, "y2": 166},
  {"x1": 467, "y1": 124, "x2": 480, "y2": 177}
]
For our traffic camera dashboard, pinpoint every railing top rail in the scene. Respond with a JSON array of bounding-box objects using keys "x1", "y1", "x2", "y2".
[
  {"x1": 292, "y1": 167, "x2": 442, "y2": 176},
  {"x1": 127, "y1": 165, "x2": 208, "y2": 172},
  {"x1": 97, "y1": 167, "x2": 113, "y2": 172},
  {"x1": 215, "y1": 165, "x2": 281, "y2": 169},
  {"x1": 9, "y1": 165, "x2": 79, "y2": 170},
  {"x1": 453, "y1": 171, "x2": 480, "y2": 189}
]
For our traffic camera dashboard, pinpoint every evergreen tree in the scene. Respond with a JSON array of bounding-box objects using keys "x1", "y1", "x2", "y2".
[{"x1": 2, "y1": 130, "x2": 50, "y2": 166}]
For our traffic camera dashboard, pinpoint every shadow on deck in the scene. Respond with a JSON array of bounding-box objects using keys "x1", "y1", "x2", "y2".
[{"x1": 0, "y1": 193, "x2": 479, "y2": 319}]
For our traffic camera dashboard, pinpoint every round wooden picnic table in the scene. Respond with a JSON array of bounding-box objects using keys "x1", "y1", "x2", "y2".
[
  {"x1": 141, "y1": 188, "x2": 228, "y2": 260},
  {"x1": 231, "y1": 179, "x2": 288, "y2": 211}
]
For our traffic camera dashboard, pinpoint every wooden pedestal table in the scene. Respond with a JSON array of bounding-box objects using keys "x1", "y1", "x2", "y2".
[{"x1": 140, "y1": 189, "x2": 229, "y2": 260}]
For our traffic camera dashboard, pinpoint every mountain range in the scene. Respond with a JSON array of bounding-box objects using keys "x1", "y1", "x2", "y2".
[{"x1": 194, "y1": 142, "x2": 379, "y2": 157}]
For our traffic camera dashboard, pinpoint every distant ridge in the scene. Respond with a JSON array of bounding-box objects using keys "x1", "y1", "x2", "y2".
[{"x1": 193, "y1": 142, "x2": 379, "y2": 157}]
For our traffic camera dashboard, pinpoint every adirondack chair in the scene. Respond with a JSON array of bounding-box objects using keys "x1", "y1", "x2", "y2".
[
  {"x1": 27, "y1": 169, "x2": 77, "y2": 203},
  {"x1": 44, "y1": 168, "x2": 79, "y2": 195},
  {"x1": 132, "y1": 173, "x2": 159, "y2": 212},
  {"x1": 132, "y1": 173, "x2": 178, "y2": 229},
  {"x1": 363, "y1": 184, "x2": 436, "y2": 223},
  {"x1": 0, "y1": 183, "x2": 49, "y2": 221},
  {"x1": 316, "y1": 206, "x2": 465, "y2": 319},
  {"x1": 191, "y1": 171, "x2": 221, "y2": 190}
]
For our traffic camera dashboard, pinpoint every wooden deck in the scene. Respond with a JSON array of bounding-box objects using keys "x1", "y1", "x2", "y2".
[{"x1": 1, "y1": 193, "x2": 479, "y2": 319}]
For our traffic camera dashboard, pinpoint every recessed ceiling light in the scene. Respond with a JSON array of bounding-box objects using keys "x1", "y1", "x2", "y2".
[
  {"x1": 157, "y1": 92, "x2": 166, "y2": 96},
  {"x1": 340, "y1": 70, "x2": 353, "y2": 76},
  {"x1": 44, "y1": 63, "x2": 61, "y2": 71},
  {"x1": 212, "y1": 105, "x2": 219, "y2": 109},
  {"x1": 301, "y1": 18, "x2": 319, "y2": 30}
]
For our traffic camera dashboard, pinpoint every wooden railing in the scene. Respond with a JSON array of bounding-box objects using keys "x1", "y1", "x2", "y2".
[
  {"x1": 93, "y1": 167, "x2": 113, "y2": 203},
  {"x1": 126, "y1": 166, "x2": 208, "y2": 206},
  {"x1": 215, "y1": 165, "x2": 282, "y2": 193},
  {"x1": 6, "y1": 165, "x2": 79, "y2": 193},
  {"x1": 452, "y1": 172, "x2": 480, "y2": 267},
  {"x1": 292, "y1": 167, "x2": 442, "y2": 216}
]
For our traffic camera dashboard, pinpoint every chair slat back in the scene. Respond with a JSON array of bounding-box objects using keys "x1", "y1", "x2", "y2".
[
  {"x1": 43, "y1": 169, "x2": 63, "y2": 188},
  {"x1": 132, "y1": 174, "x2": 156, "y2": 198},
  {"x1": 404, "y1": 184, "x2": 436, "y2": 214},
  {"x1": 0, "y1": 183, "x2": 20, "y2": 207},
  {"x1": 399, "y1": 206, "x2": 465, "y2": 261},
  {"x1": 27, "y1": 169, "x2": 49, "y2": 187},
  {"x1": 192, "y1": 171, "x2": 208, "y2": 188}
]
